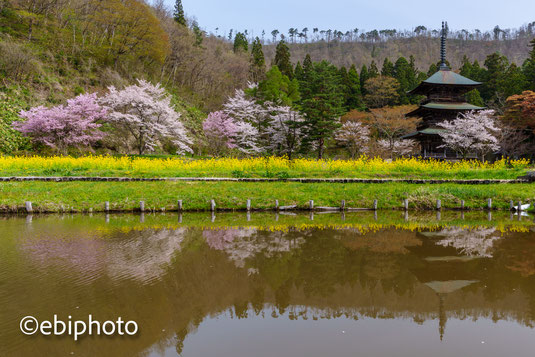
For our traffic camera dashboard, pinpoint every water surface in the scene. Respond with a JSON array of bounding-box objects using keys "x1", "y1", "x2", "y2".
[{"x1": 1, "y1": 212, "x2": 534, "y2": 356}]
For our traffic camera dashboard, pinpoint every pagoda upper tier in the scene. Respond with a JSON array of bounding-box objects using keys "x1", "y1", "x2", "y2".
[{"x1": 408, "y1": 68, "x2": 482, "y2": 97}]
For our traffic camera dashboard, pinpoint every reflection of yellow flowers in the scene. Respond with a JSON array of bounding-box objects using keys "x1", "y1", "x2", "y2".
[
  {"x1": 0, "y1": 156, "x2": 530, "y2": 178},
  {"x1": 96, "y1": 222, "x2": 532, "y2": 234}
]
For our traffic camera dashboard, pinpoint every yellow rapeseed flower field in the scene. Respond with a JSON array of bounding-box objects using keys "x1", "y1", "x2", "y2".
[{"x1": 0, "y1": 155, "x2": 530, "y2": 179}]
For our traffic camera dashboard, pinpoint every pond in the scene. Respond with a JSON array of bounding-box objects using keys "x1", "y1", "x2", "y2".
[{"x1": 1, "y1": 212, "x2": 535, "y2": 356}]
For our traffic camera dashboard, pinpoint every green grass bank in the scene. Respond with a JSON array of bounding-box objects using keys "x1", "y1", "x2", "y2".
[{"x1": 1, "y1": 181, "x2": 534, "y2": 213}]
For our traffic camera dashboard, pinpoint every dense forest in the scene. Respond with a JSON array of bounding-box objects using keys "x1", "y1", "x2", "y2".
[{"x1": 1, "y1": 0, "x2": 535, "y2": 158}]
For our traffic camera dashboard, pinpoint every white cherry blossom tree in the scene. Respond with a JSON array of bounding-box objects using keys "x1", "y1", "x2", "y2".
[
  {"x1": 265, "y1": 104, "x2": 304, "y2": 159},
  {"x1": 377, "y1": 138, "x2": 417, "y2": 158},
  {"x1": 100, "y1": 80, "x2": 192, "y2": 155},
  {"x1": 438, "y1": 110, "x2": 500, "y2": 160},
  {"x1": 335, "y1": 121, "x2": 370, "y2": 158}
]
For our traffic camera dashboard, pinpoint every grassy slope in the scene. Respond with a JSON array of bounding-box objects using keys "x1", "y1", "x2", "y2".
[{"x1": 0, "y1": 181, "x2": 533, "y2": 212}]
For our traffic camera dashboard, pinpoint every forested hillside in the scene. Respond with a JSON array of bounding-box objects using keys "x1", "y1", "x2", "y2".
[
  {"x1": 0, "y1": 0, "x2": 249, "y2": 111},
  {"x1": 1, "y1": 0, "x2": 535, "y2": 159},
  {"x1": 265, "y1": 36, "x2": 533, "y2": 71}
]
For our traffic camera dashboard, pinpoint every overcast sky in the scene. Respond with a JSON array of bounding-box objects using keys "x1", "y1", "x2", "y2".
[{"x1": 170, "y1": 0, "x2": 535, "y2": 36}]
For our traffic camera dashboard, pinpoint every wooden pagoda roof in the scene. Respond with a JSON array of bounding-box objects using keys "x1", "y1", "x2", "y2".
[
  {"x1": 409, "y1": 69, "x2": 482, "y2": 95},
  {"x1": 406, "y1": 102, "x2": 485, "y2": 117}
]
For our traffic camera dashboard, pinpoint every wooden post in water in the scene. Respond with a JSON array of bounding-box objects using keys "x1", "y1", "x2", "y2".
[
  {"x1": 246, "y1": 199, "x2": 251, "y2": 212},
  {"x1": 275, "y1": 200, "x2": 279, "y2": 211},
  {"x1": 25, "y1": 201, "x2": 33, "y2": 213},
  {"x1": 139, "y1": 201, "x2": 145, "y2": 212},
  {"x1": 210, "y1": 199, "x2": 216, "y2": 212},
  {"x1": 487, "y1": 198, "x2": 492, "y2": 210},
  {"x1": 309, "y1": 200, "x2": 314, "y2": 211},
  {"x1": 177, "y1": 200, "x2": 183, "y2": 211},
  {"x1": 518, "y1": 201, "x2": 522, "y2": 212},
  {"x1": 509, "y1": 201, "x2": 514, "y2": 211},
  {"x1": 340, "y1": 200, "x2": 346, "y2": 211},
  {"x1": 373, "y1": 199, "x2": 378, "y2": 211},
  {"x1": 436, "y1": 199, "x2": 441, "y2": 211},
  {"x1": 105, "y1": 201, "x2": 110, "y2": 213},
  {"x1": 403, "y1": 199, "x2": 409, "y2": 211},
  {"x1": 460, "y1": 200, "x2": 465, "y2": 211}
]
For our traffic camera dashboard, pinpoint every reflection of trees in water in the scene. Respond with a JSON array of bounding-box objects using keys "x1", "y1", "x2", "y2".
[
  {"x1": 203, "y1": 228, "x2": 305, "y2": 269},
  {"x1": 11, "y1": 223, "x2": 535, "y2": 355},
  {"x1": 21, "y1": 228, "x2": 187, "y2": 283},
  {"x1": 434, "y1": 227, "x2": 499, "y2": 257}
]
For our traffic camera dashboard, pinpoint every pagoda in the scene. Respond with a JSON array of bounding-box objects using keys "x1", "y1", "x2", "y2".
[{"x1": 405, "y1": 22, "x2": 484, "y2": 159}]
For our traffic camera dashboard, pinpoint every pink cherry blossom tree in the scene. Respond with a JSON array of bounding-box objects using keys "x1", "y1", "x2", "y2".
[
  {"x1": 335, "y1": 121, "x2": 370, "y2": 159},
  {"x1": 100, "y1": 80, "x2": 192, "y2": 155},
  {"x1": 15, "y1": 93, "x2": 107, "y2": 153},
  {"x1": 265, "y1": 104, "x2": 304, "y2": 159},
  {"x1": 203, "y1": 111, "x2": 238, "y2": 155},
  {"x1": 438, "y1": 110, "x2": 500, "y2": 160}
]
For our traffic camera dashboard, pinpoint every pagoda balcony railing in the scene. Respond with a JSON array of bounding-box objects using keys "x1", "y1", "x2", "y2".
[{"x1": 423, "y1": 97, "x2": 466, "y2": 104}]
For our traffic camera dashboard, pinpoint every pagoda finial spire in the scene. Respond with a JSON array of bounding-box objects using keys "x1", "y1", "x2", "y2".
[{"x1": 440, "y1": 21, "x2": 450, "y2": 70}]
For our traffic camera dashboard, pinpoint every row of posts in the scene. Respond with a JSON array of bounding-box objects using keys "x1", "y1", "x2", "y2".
[{"x1": 22, "y1": 198, "x2": 528, "y2": 213}]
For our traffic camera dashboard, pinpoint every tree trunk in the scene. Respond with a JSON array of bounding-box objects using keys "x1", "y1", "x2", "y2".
[{"x1": 317, "y1": 138, "x2": 324, "y2": 159}]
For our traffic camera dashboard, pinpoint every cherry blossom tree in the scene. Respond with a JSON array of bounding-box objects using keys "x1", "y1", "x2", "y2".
[
  {"x1": 100, "y1": 80, "x2": 192, "y2": 155},
  {"x1": 202, "y1": 111, "x2": 238, "y2": 155},
  {"x1": 15, "y1": 93, "x2": 107, "y2": 153},
  {"x1": 335, "y1": 121, "x2": 370, "y2": 158},
  {"x1": 222, "y1": 88, "x2": 267, "y2": 125},
  {"x1": 377, "y1": 138, "x2": 417, "y2": 158},
  {"x1": 233, "y1": 121, "x2": 261, "y2": 154},
  {"x1": 265, "y1": 104, "x2": 304, "y2": 159},
  {"x1": 222, "y1": 87, "x2": 265, "y2": 152},
  {"x1": 438, "y1": 110, "x2": 500, "y2": 160}
]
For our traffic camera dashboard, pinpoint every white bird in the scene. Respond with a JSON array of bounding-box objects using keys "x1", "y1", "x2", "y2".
[{"x1": 512, "y1": 203, "x2": 531, "y2": 212}]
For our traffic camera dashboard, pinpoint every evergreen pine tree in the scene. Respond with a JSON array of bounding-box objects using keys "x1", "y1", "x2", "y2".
[
  {"x1": 173, "y1": 0, "x2": 187, "y2": 26},
  {"x1": 339, "y1": 65, "x2": 362, "y2": 110},
  {"x1": 465, "y1": 89, "x2": 485, "y2": 107},
  {"x1": 233, "y1": 32, "x2": 248, "y2": 53},
  {"x1": 470, "y1": 60, "x2": 485, "y2": 82},
  {"x1": 303, "y1": 54, "x2": 313, "y2": 76},
  {"x1": 299, "y1": 61, "x2": 345, "y2": 159},
  {"x1": 427, "y1": 63, "x2": 438, "y2": 77},
  {"x1": 360, "y1": 65, "x2": 369, "y2": 96},
  {"x1": 249, "y1": 37, "x2": 266, "y2": 82},
  {"x1": 381, "y1": 58, "x2": 395, "y2": 77},
  {"x1": 273, "y1": 40, "x2": 293, "y2": 79},
  {"x1": 394, "y1": 57, "x2": 411, "y2": 105},
  {"x1": 503, "y1": 63, "x2": 528, "y2": 98},
  {"x1": 482, "y1": 52, "x2": 509, "y2": 101},
  {"x1": 368, "y1": 61, "x2": 379, "y2": 78},
  {"x1": 523, "y1": 38, "x2": 535, "y2": 90},
  {"x1": 408, "y1": 56, "x2": 419, "y2": 89},
  {"x1": 294, "y1": 61, "x2": 304, "y2": 81},
  {"x1": 459, "y1": 55, "x2": 473, "y2": 78},
  {"x1": 192, "y1": 21, "x2": 204, "y2": 47}
]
